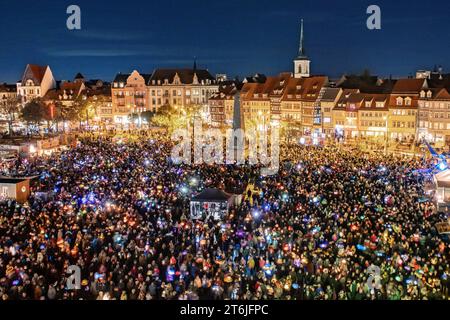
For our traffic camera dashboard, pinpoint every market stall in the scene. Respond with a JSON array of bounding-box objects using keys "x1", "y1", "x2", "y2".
[
  {"x1": 190, "y1": 188, "x2": 232, "y2": 221},
  {"x1": 434, "y1": 169, "x2": 450, "y2": 210}
]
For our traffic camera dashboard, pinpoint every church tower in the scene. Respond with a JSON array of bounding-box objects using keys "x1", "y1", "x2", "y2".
[{"x1": 293, "y1": 19, "x2": 311, "y2": 78}]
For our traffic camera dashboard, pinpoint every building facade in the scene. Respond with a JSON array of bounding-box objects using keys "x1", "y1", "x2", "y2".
[
  {"x1": 209, "y1": 82, "x2": 238, "y2": 127},
  {"x1": 111, "y1": 68, "x2": 218, "y2": 125},
  {"x1": 357, "y1": 93, "x2": 389, "y2": 139},
  {"x1": 388, "y1": 79, "x2": 427, "y2": 142},
  {"x1": 147, "y1": 68, "x2": 218, "y2": 114},
  {"x1": 418, "y1": 87, "x2": 450, "y2": 145},
  {"x1": 17, "y1": 64, "x2": 56, "y2": 104},
  {"x1": 0, "y1": 83, "x2": 17, "y2": 103},
  {"x1": 333, "y1": 90, "x2": 362, "y2": 139},
  {"x1": 318, "y1": 87, "x2": 342, "y2": 136},
  {"x1": 209, "y1": 74, "x2": 327, "y2": 136},
  {"x1": 111, "y1": 71, "x2": 151, "y2": 125}
]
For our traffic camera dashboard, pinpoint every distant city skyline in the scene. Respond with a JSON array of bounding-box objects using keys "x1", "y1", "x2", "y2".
[{"x1": 0, "y1": 0, "x2": 449, "y2": 82}]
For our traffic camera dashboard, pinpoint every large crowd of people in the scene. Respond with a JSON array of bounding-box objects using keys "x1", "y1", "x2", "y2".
[{"x1": 0, "y1": 132, "x2": 448, "y2": 300}]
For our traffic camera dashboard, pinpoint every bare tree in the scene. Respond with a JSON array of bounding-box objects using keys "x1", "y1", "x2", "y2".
[
  {"x1": 54, "y1": 101, "x2": 78, "y2": 133},
  {"x1": 20, "y1": 99, "x2": 48, "y2": 137},
  {"x1": 0, "y1": 95, "x2": 20, "y2": 136}
]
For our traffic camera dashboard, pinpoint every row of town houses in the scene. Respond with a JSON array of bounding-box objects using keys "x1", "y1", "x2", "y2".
[
  {"x1": 209, "y1": 72, "x2": 450, "y2": 145},
  {"x1": 0, "y1": 63, "x2": 221, "y2": 126},
  {"x1": 1, "y1": 62, "x2": 450, "y2": 144},
  {"x1": 1, "y1": 20, "x2": 449, "y2": 144}
]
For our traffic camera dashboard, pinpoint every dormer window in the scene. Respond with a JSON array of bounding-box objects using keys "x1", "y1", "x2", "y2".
[
  {"x1": 426, "y1": 91, "x2": 432, "y2": 98},
  {"x1": 365, "y1": 101, "x2": 371, "y2": 108},
  {"x1": 405, "y1": 97, "x2": 412, "y2": 106},
  {"x1": 396, "y1": 97, "x2": 403, "y2": 106},
  {"x1": 420, "y1": 90, "x2": 426, "y2": 98},
  {"x1": 296, "y1": 85, "x2": 302, "y2": 90}
]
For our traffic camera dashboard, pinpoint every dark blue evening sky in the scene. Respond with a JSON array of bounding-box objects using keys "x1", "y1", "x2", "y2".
[{"x1": 0, "y1": 0, "x2": 449, "y2": 82}]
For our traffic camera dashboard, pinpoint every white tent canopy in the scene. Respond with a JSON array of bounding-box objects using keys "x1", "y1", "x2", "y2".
[{"x1": 434, "y1": 169, "x2": 450, "y2": 206}]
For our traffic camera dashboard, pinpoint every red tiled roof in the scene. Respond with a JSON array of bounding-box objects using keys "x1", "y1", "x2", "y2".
[
  {"x1": 334, "y1": 92, "x2": 389, "y2": 111},
  {"x1": 241, "y1": 74, "x2": 327, "y2": 102},
  {"x1": 0, "y1": 83, "x2": 16, "y2": 92},
  {"x1": 392, "y1": 78, "x2": 426, "y2": 93},
  {"x1": 21, "y1": 64, "x2": 48, "y2": 85},
  {"x1": 43, "y1": 81, "x2": 84, "y2": 101},
  {"x1": 434, "y1": 88, "x2": 450, "y2": 100}
]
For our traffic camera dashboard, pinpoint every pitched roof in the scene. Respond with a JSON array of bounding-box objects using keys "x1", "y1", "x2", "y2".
[
  {"x1": 113, "y1": 73, "x2": 130, "y2": 83},
  {"x1": 359, "y1": 93, "x2": 389, "y2": 110},
  {"x1": 21, "y1": 64, "x2": 49, "y2": 85},
  {"x1": 83, "y1": 86, "x2": 111, "y2": 98},
  {"x1": 320, "y1": 87, "x2": 341, "y2": 101},
  {"x1": 434, "y1": 88, "x2": 450, "y2": 100},
  {"x1": 282, "y1": 76, "x2": 327, "y2": 101},
  {"x1": 113, "y1": 72, "x2": 152, "y2": 84},
  {"x1": 0, "y1": 178, "x2": 27, "y2": 184},
  {"x1": 241, "y1": 74, "x2": 327, "y2": 102},
  {"x1": 74, "y1": 72, "x2": 84, "y2": 80},
  {"x1": 209, "y1": 83, "x2": 238, "y2": 100},
  {"x1": 141, "y1": 74, "x2": 152, "y2": 84},
  {"x1": 242, "y1": 73, "x2": 267, "y2": 83},
  {"x1": 0, "y1": 83, "x2": 16, "y2": 92},
  {"x1": 334, "y1": 90, "x2": 364, "y2": 111},
  {"x1": 192, "y1": 188, "x2": 231, "y2": 201},
  {"x1": 43, "y1": 81, "x2": 84, "y2": 101},
  {"x1": 149, "y1": 68, "x2": 215, "y2": 85},
  {"x1": 392, "y1": 78, "x2": 426, "y2": 93}
]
